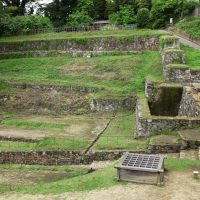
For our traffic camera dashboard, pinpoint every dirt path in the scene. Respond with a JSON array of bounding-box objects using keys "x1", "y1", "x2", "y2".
[{"x1": 0, "y1": 171, "x2": 199, "y2": 200}]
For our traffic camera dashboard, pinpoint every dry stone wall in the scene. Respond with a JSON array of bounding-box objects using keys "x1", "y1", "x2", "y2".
[
  {"x1": 179, "y1": 85, "x2": 200, "y2": 117},
  {"x1": 0, "y1": 150, "x2": 145, "y2": 165},
  {"x1": 0, "y1": 36, "x2": 160, "y2": 53},
  {"x1": 164, "y1": 65, "x2": 200, "y2": 83},
  {"x1": 135, "y1": 98, "x2": 200, "y2": 137}
]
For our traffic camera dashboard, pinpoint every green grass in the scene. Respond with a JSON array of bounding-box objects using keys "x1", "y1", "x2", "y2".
[
  {"x1": 182, "y1": 45, "x2": 200, "y2": 69},
  {"x1": 0, "y1": 51, "x2": 162, "y2": 95},
  {"x1": 165, "y1": 158, "x2": 200, "y2": 171},
  {"x1": 2, "y1": 119, "x2": 69, "y2": 132},
  {"x1": 0, "y1": 158, "x2": 199, "y2": 194},
  {"x1": 0, "y1": 29, "x2": 165, "y2": 42},
  {"x1": 175, "y1": 17, "x2": 200, "y2": 40},
  {"x1": 94, "y1": 112, "x2": 148, "y2": 150},
  {"x1": 0, "y1": 137, "x2": 89, "y2": 151}
]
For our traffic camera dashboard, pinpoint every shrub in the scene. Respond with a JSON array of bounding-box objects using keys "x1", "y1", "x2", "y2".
[
  {"x1": 0, "y1": 15, "x2": 53, "y2": 36},
  {"x1": 109, "y1": 5, "x2": 137, "y2": 25},
  {"x1": 137, "y1": 8, "x2": 150, "y2": 28},
  {"x1": 175, "y1": 17, "x2": 200, "y2": 40},
  {"x1": 66, "y1": 10, "x2": 93, "y2": 27},
  {"x1": 150, "y1": 0, "x2": 196, "y2": 29}
]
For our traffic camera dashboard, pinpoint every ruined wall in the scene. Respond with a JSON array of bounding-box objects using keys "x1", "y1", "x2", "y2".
[
  {"x1": 135, "y1": 98, "x2": 200, "y2": 137},
  {"x1": 0, "y1": 150, "x2": 145, "y2": 165},
  {"x1": 90, "y1": 97, "x2": 136, "y2": 112},
  {"x1": 0, "y1": 36, "x2": 160, "y2": 53},
  {"x1": 179, "y1": 85, "x2": 200, "y2": 117},
  {"x1": 164, "y1": 65, "x2": 200, "y2": 83}
]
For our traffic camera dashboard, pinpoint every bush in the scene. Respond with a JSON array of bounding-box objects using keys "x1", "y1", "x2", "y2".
[
  {"x1": 0, "y1": 15, "x2": 53, "y2": 36},
  {"x1": 66, "y1": 10, "x2": 93, "y2": 27},
  {"x1": 175, "y1": 17, "x2": 200, "y2": 40},
  {"x1": 137, "y1": 8, "x2": 150, "y2": 28},
  {"x1": 109, "y1": 5, "x2": 137, "y2": 25},
  {"x1": 150, "y1": 0, "x2": 196, "y2": 29}
]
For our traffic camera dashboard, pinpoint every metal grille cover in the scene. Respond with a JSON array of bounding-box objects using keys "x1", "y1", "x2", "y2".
[{"x1": 117, "y1": 153, "x2": 164, "y2": 172}]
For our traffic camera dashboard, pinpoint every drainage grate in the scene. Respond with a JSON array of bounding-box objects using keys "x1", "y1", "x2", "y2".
[{"x1": 120, "y1": 153, "x2": 164, "y2": 172}]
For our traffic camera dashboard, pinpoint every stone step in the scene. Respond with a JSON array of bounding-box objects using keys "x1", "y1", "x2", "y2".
[{"x1": 178, "y1": 129, "x2": 200, "y2": 149}]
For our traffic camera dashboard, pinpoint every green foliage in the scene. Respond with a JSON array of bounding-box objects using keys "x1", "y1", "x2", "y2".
[
  {"x1": 0, "y1": 15, "x2": 53, "y2": 36},
  {"x1": 137, "y1": 8, "x2": 150, "y2": 28},
  {"x1": 151, "y1": 0, "x2": 196, "y2": 29},
  {"x1": 66, "y1": 10, "x2": 93, "y2": 27},
  {"x1": 109, "y1": 5, "x2": 137, "y2": 25},
  {"x1": 176, "y1": 17, "x2": 200, "y2": 40},
  {"x1": 76, "y1": 0, "x2": 94, "y2": 17},
  {"x1": 93, "y1": 0, "x2": 107, "y2": 19},
  {"x1": 44, "y1": 0, "x2": 77, "y2": 27},
  {"x1": 136, "y1": 0, "x2": 152, "y2": 9}
]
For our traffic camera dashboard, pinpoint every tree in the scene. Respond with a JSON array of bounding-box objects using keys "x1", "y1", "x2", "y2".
[
  {"x1": 76, "y1": 0, "x2": 94, "y2": 17},
  {"x1": 137, "y1": 8, "x2": 150, "y2": 27},
  {"x1": 93, "y1": 0, "x2": 107, "y2": 20},
  {"x1": 109, "y1": 5, "x2": 137, "y2": 25},
  {"x1": 44, "y1": 0, "x2": 77, "y2": 27},
  {"x1": 2, "y1": 0, "x2": 36, "y2": 16},
  {"x1": 150, "y1": 0, "x2": 196, "y2": 29},
  {"x1": 67, "y1": 10, "x2": 92, "y2": 27},
  {"x1": 136, "y1": 0, "x2": 152, "y2": 9}
]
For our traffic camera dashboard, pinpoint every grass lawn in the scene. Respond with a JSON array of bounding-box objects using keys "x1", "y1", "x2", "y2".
[
  {"x1": 0, "y1": 51, "x2": 163, "y2": 95},
  {"x1": 0, "y1": 158, "x2": 199, "y2": 194},
  {"x1": 94, "y1": 112, "x2": 148, "y2": 150},
  {"x1": 182, "y1": 45, "x2": 200, "y2": 69},
  {"x1": 0, "y1": 137, "x2": 89, "y2": 151},
  {"x1": 0, "y1": 29, "x2": 165, "y2": 42}
]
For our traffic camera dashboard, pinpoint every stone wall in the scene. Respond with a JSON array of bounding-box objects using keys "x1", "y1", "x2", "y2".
[
  {"x1": 161, "y1": 49, "x2": 185, "y2": 66},
  {"x1": 179, "y1": 85, "x2": 200, "y2": 117},
  {"x1": 163, "y1": 65, "x2": 200, "y2": 83},
  {"x1": 0, "y1": 150, "x2": 144, "y2": 165},
  {"x1": 147, "y1": 144, "x2": 181, "y2": 154},
  {"x1": 8, "y1": 82, "x2": 100, "y2": 93},
  {"x1": 0, "y1": 36, "x2": 161, "y2": 53},
  {"x1": 90, "y1": 96, "x2": 136, "y2": 112},
  {"x1": 0, "y1": 50, "x2": 140, "y2": 60},
  {"x1": 135, "y1": 98, "x2": 200, "y2": 137}
]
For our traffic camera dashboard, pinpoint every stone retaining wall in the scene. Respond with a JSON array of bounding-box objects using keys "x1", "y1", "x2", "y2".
[
  {"x1": 135, "y1": 98, "x2": 200, "y2": 137},
  {"x1": 164, "y1": 65, "x2": 200, "y2": 83},
  {"x1": 161, "y1": 49, "x2": 185, "y2": 66},
  {"x1": 179, "y1": 86, "x2": 200, "y2": 117},
  {"x1": 0, "y1": 36, "x2": 160, "y2": 53},
  {"x1": 90, "y1": 97, "x2": 136, "y2": 112},
  {"x1": 147, "y1": 144, "x2": 181, "y2": 154},
  {"x1": 7, "y1": 82, "x2": 100, "y2": 93},
  {"x1": 0, "y1": 50, "x2": 140, "y2": 60},
  {"x1": 0, "y1": 150, "x2": 145, "y2": 165}
]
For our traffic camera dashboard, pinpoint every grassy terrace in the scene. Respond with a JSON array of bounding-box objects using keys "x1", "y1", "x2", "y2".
[
  {"x1": 0, "y1": 158, "x2": 199, "y2": 194},
  {"x1": 0, "y1": 29, "x2": 165, "y2": 42},
  {"x1": 94, "y1": 112, "x2": 148, "y2": 150},
  {"x1": 0, "y1": 52, "x2": 162, "y2": 94},
  {"x1": 182, "y1": 45, "x2": 200, "y2": 69}
]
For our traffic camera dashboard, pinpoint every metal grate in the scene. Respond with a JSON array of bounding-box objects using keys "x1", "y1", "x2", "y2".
[{"x1": 119, "y1": 153, "x2": 164, "y2": 172}]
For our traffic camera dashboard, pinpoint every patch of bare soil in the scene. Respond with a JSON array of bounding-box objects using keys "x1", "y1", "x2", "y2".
[
  {"x1": 0, "y1": 171, "x2": 199, "y2": 200},
  {"x1": 0, "y1": 169, "x2": 69, "y2": 186},
  {"x1": 3, "y1": 88, "x2": 91, "y2": 115},
  {"x1": 0, "y1": 114, "x2": 111, "y2": 140}
]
